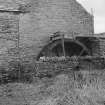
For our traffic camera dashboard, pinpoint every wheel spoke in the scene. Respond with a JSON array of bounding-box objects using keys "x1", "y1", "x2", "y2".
[{"x1": 79, "y1": 49, "x2": 85, "y2": 56}]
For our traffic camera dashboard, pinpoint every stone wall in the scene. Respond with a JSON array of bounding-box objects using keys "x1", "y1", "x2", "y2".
[
  {"x1": 0, "y1": 56, "x2": 105, "y2": 83},
  {"x1": 0, "y1": 0, "x2": 94, "y2": 62},
  {"x1": 92, "y1": 33, "x2": 105, "y2": 56},
  {"x1": 99, "y1": 38, "x2": 105, "y2": 56},
  {"x1": 0, "y1": 12, "x2": 18, "y2": 66},
  {"x1": 36, "y1": 57, "x2": 105, "y2": 76},
  {"x1": 18, "y1": 0, "x2": 94, "y2": 60}
]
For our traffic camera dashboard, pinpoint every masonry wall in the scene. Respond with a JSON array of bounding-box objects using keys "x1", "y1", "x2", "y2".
[
  {"x1": 18, "y1": 0, "x2": 94, "y2": 60},
  {"x1": 92, "y1": 33, "x2": 105, "y2": 56},
  {"x1": 0, "y1": 12, "x2": 18, "y2": 66},
  {"x1": 99, "y1": 38, "x2": 105, "y2": 56},
  {"x1": 0, "y1": 56, "x2": 105, "y2": 83},
  {"x1": 0, "y1": 0, "x2": 94, "y2": 62}
]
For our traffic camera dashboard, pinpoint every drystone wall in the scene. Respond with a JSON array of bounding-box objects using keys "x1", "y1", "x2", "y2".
[
  {"x1": 0, "y1": 56, "x2": 105, "y2": 84},
  {"x1": 36, "y1": 56, "x2": 105, "y2": 76}
]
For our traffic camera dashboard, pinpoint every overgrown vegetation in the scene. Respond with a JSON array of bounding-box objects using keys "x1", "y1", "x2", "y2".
[
  {"x1": 0, "y1": 56, "x2": 105, "y2": 84},
  {"x1": 0, "y1": 71, "x2": 105, "y2": 105},
  {"x1": 0, "y1": 60, "x2": 35, "y2": 84}
]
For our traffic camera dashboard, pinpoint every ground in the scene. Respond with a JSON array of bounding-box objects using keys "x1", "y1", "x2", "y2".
[{"x1": 0, "y1": 70, "x2": 105, "y2": 105}]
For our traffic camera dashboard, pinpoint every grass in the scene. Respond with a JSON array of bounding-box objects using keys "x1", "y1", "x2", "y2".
[{"x1": 0, "y1": 70, "x2": 105, "y2": 105}]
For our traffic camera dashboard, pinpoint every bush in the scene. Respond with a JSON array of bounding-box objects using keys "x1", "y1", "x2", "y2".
[{"x1": 0, "y1": 60, "x2": 36, "y2": 84}]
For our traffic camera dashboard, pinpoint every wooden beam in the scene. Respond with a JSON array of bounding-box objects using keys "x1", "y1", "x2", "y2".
[{"x1": 61, "y1": 34, "x2": 66, "y2": 57}]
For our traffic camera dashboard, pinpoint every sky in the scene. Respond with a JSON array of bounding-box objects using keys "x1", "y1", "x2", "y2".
[{"x1": 77, "y1": 0, "x2": 105, "y2": 33}]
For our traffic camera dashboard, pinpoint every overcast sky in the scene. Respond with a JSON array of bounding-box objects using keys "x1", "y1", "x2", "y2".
[{"x1": 77, "y1": 0, "x2": 105, "y2": 33}]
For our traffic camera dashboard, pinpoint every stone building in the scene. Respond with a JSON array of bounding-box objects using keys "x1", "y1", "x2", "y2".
[{"x1": 0, "y1": 0, "x2": 104, "y2": 63}]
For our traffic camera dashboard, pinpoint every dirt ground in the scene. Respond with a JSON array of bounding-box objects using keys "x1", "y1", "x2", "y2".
[{"x1": 0, "y1": 70, "x2": 105, "y2": 105}]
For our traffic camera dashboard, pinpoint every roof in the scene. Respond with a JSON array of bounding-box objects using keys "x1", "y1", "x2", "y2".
[
  {"x1": 0, "y1": 8, "x2": 22, "y2": 13},
  {"x1": 94, "y1": 33, "x2": 105, "y2": 38},
  {"x1": 0, "y1": 0, "x2": 30, "y2": 13},
  {"x1": 0, "y1": 6, "x2": 29, "y2": 13}
]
